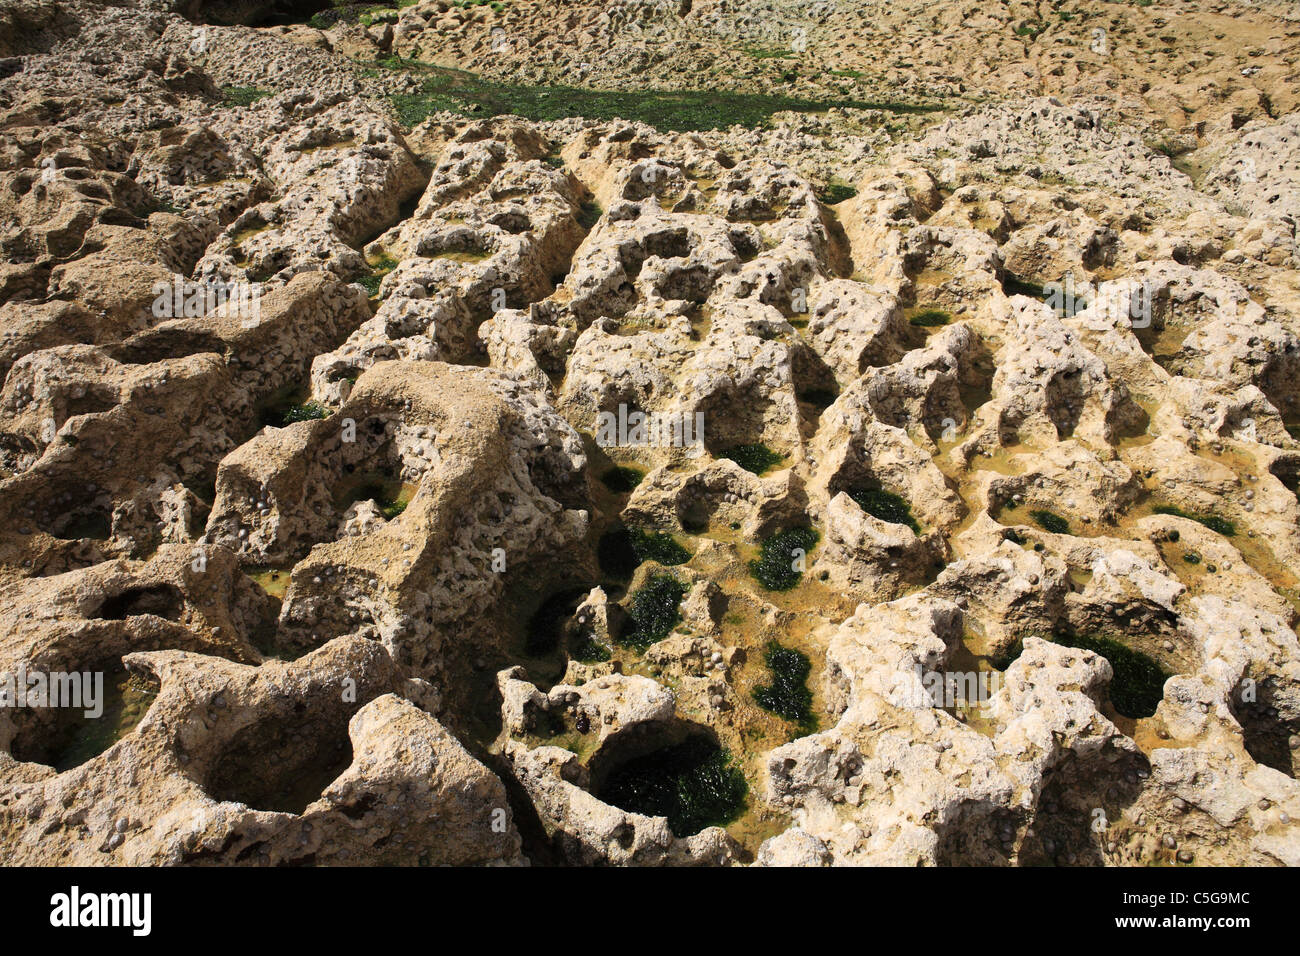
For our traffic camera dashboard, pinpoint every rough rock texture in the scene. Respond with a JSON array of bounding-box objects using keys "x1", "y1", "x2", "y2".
[{"x1": 1, "y1": 0, "x2": 1298, "y2": 867}]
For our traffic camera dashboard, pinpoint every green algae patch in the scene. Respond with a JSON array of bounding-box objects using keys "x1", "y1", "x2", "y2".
[
  {"x1": 718, "y1": 443, "x2": 784, "y2": 475},
  {"x1": 378, "y1": 482, "x2": 414, "y2": 519},
  {"x1": 221, "y1": 86, "x2": 273, "y2": 107},
  {"x1": 598, "y1": 736, "x2": 747, "y2": 837},
  {"x1": 599, "y1": 465, "x2": 644, "y2": 492},
  {"x1": 749, "y1": 526, "x2": 818, "y2": 591},
  {"x1": 278, "y1": 401, "x2": 330, "y2": 426},
  {"x1": 431, "y1": 249, "x2": 493, "y2": 263},
  {"x1": 1030, "y1": 509, "x2": 1070, "y2": 534},
  {"x1": 635, "y1": 532, "x2": 690, "y2": 566},
  {"x1": 598, "y1": 528, "x2": 690, "y2": 580},
  {"x1": 248, "y1": 566, "x2": 292, "y2": 599},
  {"x1": 1153, "y1": 504, "x2": 1235, "y2": 537},
  {"x1": 818, "y1": 180, "x2": 857, "y2": 205},
  {"x1": 909, "y1": 308, "x2": 952, "y2": 327},
  {"x1": 618, "y1": 573, "x2": 686, "y2": 650},
  {"x1": 578, "y1": 200, "x2": 603, "y2": 230},
  {"x1": 334, "y1": 472, "x2": 416, "y2": 520},
  {"x1": 849, "y1": 486, "x2": 920, "y2": 532},
  {"x1": 570, "y1": 630, "x2": 612, "y2": 663},
  {"x1": 1001, "y1": 274, "x2": 1046, "y2": 298},
  {"x1": 257, "y1": 382, "x2": 327, "y2": 429},
  {"x1": 13, "y1": 669, "x2": 159, "y2": 771},
  {"x1": 753, "y1": 640, "x2": 817, "y2": 734},
  {"x1": 359, "y1": 252, "x2": 399, "y2": 298},
  {"x1": 1054, "y1": 633, "x2": 1169, "y2": 719}
]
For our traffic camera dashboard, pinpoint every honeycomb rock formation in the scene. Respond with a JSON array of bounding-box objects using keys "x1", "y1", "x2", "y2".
[{"x1": 0, "y1": 0, "x2": 1298, "y2": 867}]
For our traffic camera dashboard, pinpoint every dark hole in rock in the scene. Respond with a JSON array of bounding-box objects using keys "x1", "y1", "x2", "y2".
[
  {"x1": 678, "y1": 495, "x2": 712, "y2": 533},
  {"x1": 235, "y1": 0, "x2": 334, "y2": 28},
  {"x1": 619, "y1": 227, "x2": 692, "y2": 278},
  {"x1": 204, "y1": 710, "x2": 354, "y2": 814},
  {"x1": 525, "y1": 587, "x2": 591, "y2": 656},
  {"x1": 256, "y1": 380, "x2": 323, "y2": 429},
  {"x1": 0, "y1": 433, "x2": 40, "y2": 473},
  {"x1": 62, "y1": 388, "x2": 119, "y2": 419},
  {"x1": 96, "y1": 206, "x2": 145, "y2": 228},
  {"x1": 248, "y1": 600, "x2": 302, "y2": 661},
  {"x1": 798, "y1": 387, "x2": 838, "y2": 410},
  {"x1": 334, "y1": 468, "x2": 414, "y2": 520},
  {"x1": 1000, "y1": 273, "x2": 1046, "y2": 300},
  {"x1": 698, "y1": 386, "x2": 774, "y2": 462},
  {"x1": 1045, "y1": 367, "x2": 1086, "y2": 440},
  {"x1": 109, "y1": 330, "x2": 230, "y2": 365},
  {"x1": 488, "y1": 210, "x2": 532, "y2": 234},
  {"x1": 1232, "y1": 692, "x2": 1297, "y2": 779},
  {"x1": 598, "y1": 465, "x2": 644, "y2": 493},
  {"x1": 1270, "y1": 456, "x2": 1300, "y2": 497},
  {"x1": 729, "y1": 228, "x2": 761, "y2": 262},
  {"x1": 45, "y1": 505, "x2": 113, "y2": 541},
  {"x1": 92, "y1": 583, "x2": 185, "y2": 621},
  {"x1": 651, "y1": 263, "x2": 713, "y2": 303},
  {"x1": 611, "y1": 821, "x2": 635, "y2": 849}
]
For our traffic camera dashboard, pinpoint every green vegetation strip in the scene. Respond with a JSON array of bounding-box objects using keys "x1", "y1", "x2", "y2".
[
  {"x1": 309, "y1": 0, "x2": 421, "y2": 29},
  {"x1": 359, "y1": 253, "x2": 398, "y2": 297},
  {"x1": 221, "y1": 86, "x2": 272, "y2": 107},
  {"x1": 263, "y1": 400, "x2": 329, "y2": 428},
  {"x1": 570, "y1": 630, "x2": 612, "y2": 663},
  {"x1": 1153, "y1": 504, "x2": 1235, "y2": 537},
  {"x1": 1001, "y1": 274, "x2": 1046, "y2": 298},
  {"x1": 909, "y1": 308, "x2": 951, "y2": 327},
  {"x1": 384, "y1": 63, "x2": 940, "y2": 132}
]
